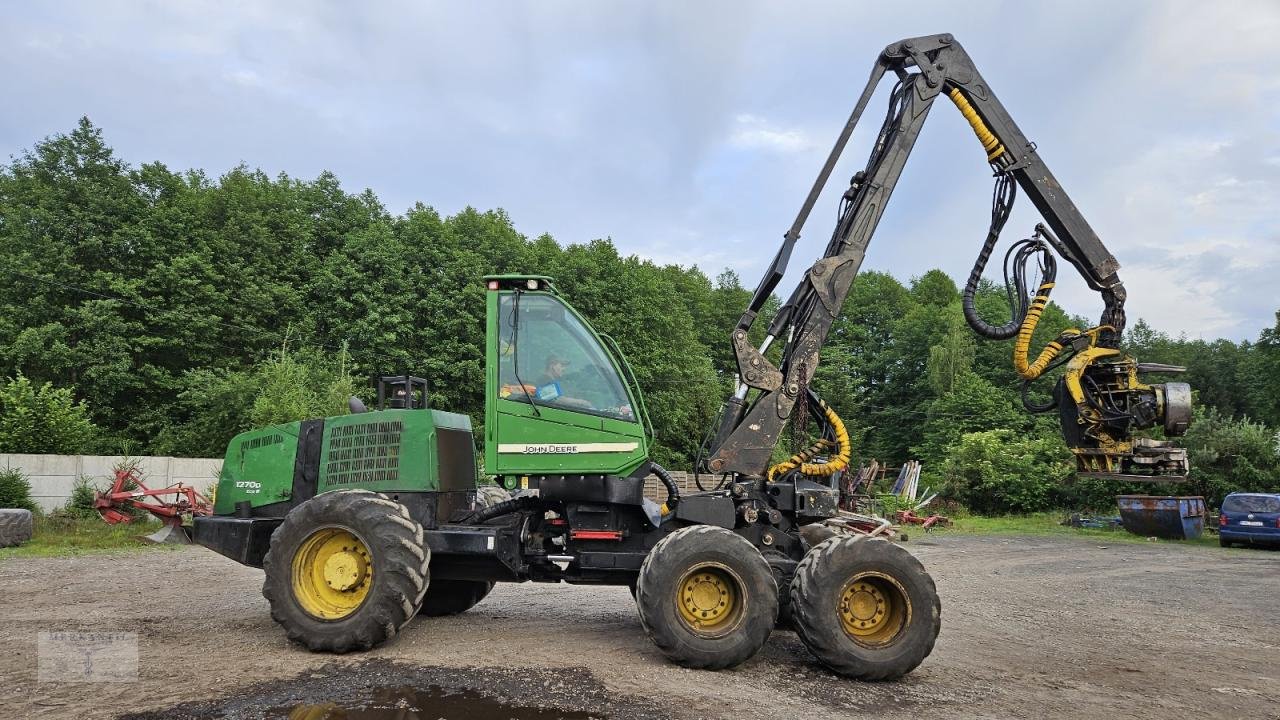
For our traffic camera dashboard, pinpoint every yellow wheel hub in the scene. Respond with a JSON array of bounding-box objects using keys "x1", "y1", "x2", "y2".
[
  {"x1": 292, "y1": 527, "x2": 373, "y2": 620},
  {"x1": 839, "y1": 572, "x2": 910, "y2": 647},
  {"x1": 676, "y1": 564, "x2": 741, "y2": 636}
]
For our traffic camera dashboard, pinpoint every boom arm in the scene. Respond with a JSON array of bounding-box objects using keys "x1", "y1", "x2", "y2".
[{"x1": 705, "y1": 34, "x2": 1189, "y2": 480}]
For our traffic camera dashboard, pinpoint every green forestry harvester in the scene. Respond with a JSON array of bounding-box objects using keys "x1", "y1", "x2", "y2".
[{"x1": 197, "y1": 34, "x2": 1191, "y2": 679}]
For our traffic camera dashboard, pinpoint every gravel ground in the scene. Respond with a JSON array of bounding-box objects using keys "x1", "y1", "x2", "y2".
[{"x1": 1, "y1": 534, "x2": 1277, "y2": 719}]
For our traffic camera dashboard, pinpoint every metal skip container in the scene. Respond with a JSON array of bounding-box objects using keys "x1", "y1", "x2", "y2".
[{"x1": 1116, "y1": 495, "x2": 1206, "y2": 540}]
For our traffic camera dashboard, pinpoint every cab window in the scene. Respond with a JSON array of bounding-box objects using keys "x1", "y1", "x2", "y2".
[{"x1": 496, "y1": 293, "x2": 635, "y2": 422}]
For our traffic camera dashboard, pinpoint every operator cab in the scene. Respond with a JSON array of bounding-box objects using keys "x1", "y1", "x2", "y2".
[{"x1": 482, "y1": 275, "x2": 650, "y2": 482}]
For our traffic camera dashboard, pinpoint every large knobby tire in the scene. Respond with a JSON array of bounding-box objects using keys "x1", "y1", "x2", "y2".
[
  {"x1": 636, "y1": 525, "x2": 778, "y2": 670},
  {"x1": 262, "y1": 490, "x2": 429, "y2": 653},
  {"x1": 476, "y1": 484, "x2": 512, "y2": 507},
  {"x1": 791, "y1": 535, "x2": 940, "y2": 680},
  {"x1": 0, "y1": 509, "x2": 34, "y2": 548},
  {"x1": 774, "y1": 524, "x2": 843, "y2": 629}
]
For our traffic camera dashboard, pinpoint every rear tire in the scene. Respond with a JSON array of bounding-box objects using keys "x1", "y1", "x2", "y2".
[
  {"x1": 0, "y1": 508, "x2": 34, "y2": 548},
  {"x1": 263, "y1": 490, "x2": 429, "y2": 653},
  {"x1": 636, "y1": 525, "x2": 777, "y2": 669},
  {"x1": 776, "y1": 524, "x2": 842, "y2": 629},
  {"x1": 420, "y1": 579, "x2": 494, "y2": 616},
  {"x1": 1219, "y1": 536, "x2": 1232, "y2": 548},
  {"x1": 791, "y1": 535, "x2": 940, "y2": 680}
]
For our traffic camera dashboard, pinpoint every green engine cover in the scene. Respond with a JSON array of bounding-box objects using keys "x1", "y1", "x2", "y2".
[
  {"x1": 214, "y1": 408, "x2": 478, "y2": 515},
  {"x1": 214, "y1": 424, "x2": 300, "y2": 514}
]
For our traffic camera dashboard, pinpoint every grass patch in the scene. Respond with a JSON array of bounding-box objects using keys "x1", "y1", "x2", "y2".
[
  {"x1": 948, "y1": 512, "x2": 1220, "y2": 548},
  {"x1": 0, "y1": 514, "x2": 183, "y2": 558}
]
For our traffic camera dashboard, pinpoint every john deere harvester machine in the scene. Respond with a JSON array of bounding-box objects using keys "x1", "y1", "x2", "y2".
[{"x1": 197, "y1": 35, "x2": 1191, "y2": 679}]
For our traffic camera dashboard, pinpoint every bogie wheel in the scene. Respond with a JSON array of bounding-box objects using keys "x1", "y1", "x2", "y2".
[
  {"x1": 774, "y1": 524, "x2": 844, "y2": 629},
  {"x1": 790, "y1": 535, "x2": 940, "y2": 680},
  {"x1": 263, "y1": 490, "x2": 429, "y2": 652},
  {"x1": 636, "y1": 525, "x2": 778, "y2": 669}
]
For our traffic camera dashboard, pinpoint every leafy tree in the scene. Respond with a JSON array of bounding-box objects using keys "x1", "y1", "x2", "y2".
[
  {"x1": 250, "y1": 342, "x2": 356, "y2": 428},
  {"x1": 926, "y1": 323, "x2": 976, "y2": 396},
  {"x1": 914, "y1": 371, "x2": 1025, "y2": 466},
  {"x1": 0, "y1": 374, "x2": 99, "y2": 454}
]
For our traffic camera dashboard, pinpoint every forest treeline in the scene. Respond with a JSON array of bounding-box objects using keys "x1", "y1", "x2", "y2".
[{"x1": 2, "y1": 119, "x2": 1277, "y2": 510}]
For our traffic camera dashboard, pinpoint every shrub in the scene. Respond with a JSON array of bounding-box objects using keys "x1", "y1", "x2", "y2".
[
  {"x1": 62, "y1": 476, "x2": 100, "y2": 519},
  {"x1": 939, "y1": 430, "x2": 1074, "y2": 514},
  {"x1": 1181, "y1": 408, "x2": 1280, "y2": 505},
  {"x1": 0, "y1": 467, "x2": 37, "y2": 511}
]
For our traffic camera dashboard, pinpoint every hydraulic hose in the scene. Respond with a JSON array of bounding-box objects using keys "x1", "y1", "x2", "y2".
[
  {"x1": 767, "y1": 400, "x2": 851, "y2": 481},
  {"x1": 948, "y1": 87, "x2": 1007, "y2": 163},
  {"x1": 460, "y1": 494, "x2": 540, "y2": 525},
  {"x1": 650, "y1": 462, "x2": 679, "y2": 512},
  {"x1": 1014, "y1": 282, "x2": 1074, "y2": 380},
  {"x1": 961, "y1": 172, "x2": 1019, "y2": 339}
]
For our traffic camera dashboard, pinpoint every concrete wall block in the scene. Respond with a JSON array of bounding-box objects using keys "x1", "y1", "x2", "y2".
[
  {"x1": 1, "y1": 453, "x2": 78, "y2": 476},
  {"x1": 172, "y1": 458, "x2": 222, "y2": 480},
  {"x1": 0, "y1": 453, "x2": 221, "y2": 511}
]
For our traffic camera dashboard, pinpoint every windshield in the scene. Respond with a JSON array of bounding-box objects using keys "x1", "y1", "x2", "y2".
[
  {"x1": 497, "y1": 292, "x2": 636, "y2": 423},
  {"x1": 1222, "y1": 495, "x2": 1280, "y2": 513}
]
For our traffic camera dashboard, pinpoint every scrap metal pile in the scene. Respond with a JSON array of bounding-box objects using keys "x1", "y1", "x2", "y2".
[{"x1": 824, "y1": 459, "x2": 950, "y2": 540}]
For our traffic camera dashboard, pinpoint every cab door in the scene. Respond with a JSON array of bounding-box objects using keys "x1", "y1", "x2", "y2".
[{"x1": 484, "y1": 287, "x2": 648, "y2": 479}]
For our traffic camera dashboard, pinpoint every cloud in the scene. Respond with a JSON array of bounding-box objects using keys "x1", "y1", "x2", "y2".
[
  {"x1": 728, "y1": 114, "x2": 814, "y2": 153},
  {"x1": 0, "y1": 1, "x2": 1275, "y2": 342}
]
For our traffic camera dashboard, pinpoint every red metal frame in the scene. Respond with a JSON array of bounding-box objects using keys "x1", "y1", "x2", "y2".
[
  {"x1": 93, "y1": 467, "x2": 213, "y2": 528},
  {"x1": 895, "y1": 509, "x2": 950, "y2": 530}
]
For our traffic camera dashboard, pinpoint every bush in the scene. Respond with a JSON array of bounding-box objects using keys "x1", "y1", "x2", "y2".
[
  {"x1": 0, "y1": 374, "x2": 99, "y2": 454},
  {"x1": 62, "y1": 476, "x2": 100, "y2": 519},
  {"x1": 1181, "y1": 408, "x2": 1280, "y2": 505},
  {"x1": 0, "y1": 467, "x2": 37, "y2": 511},
  {"x1": 939, "y1": 430, "x2": 1074, "y2": 514}
]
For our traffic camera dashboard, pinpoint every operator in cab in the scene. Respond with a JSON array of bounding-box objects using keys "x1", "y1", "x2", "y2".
[{"x1": 533, "y1": 352, "x2": 592, "y2": 410}]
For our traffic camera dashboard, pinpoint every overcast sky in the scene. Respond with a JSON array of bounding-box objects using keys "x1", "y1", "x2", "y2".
[{"x1": 3, "y1": 1, "x2": 1277, "y2": 341}]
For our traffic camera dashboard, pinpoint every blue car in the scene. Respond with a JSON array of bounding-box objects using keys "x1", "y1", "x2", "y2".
[{"x1": 1219, "y1": 493, "x2": 1280, "y2": 548}]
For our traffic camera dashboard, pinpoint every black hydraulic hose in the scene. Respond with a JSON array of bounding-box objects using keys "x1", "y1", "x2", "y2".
[
  {"x1": 460, "y1": 494, "x2": 540, "y2": 525},
  {"x1": 1021, "y1": 380, "x2": 1058, "y2": 413},
  {"x1": 650, "y1": 462, "x2": 680, "y2": 506},
  {"x1": 963, "y1": 172, "x2": 1021, "y2": 339}
]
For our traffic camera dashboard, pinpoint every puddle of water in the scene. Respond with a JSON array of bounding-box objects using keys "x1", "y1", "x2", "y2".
[{"x1": 275, "y1": 684, "x2": 608, "y2": 720}]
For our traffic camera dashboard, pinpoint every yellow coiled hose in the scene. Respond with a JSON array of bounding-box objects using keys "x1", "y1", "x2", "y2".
[
  {"x1": 767, "y1": 400, "x2": 851, "y2": 481},
  {"x1": 947, "y1": 87, "x2": 1006, "y2": 163},
  {"x1": 1013, "y1": 281, "x2": 1078, "y2": 381}
]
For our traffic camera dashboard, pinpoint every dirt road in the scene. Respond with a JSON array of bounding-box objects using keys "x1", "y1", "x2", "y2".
[{"x1": 2, "y1": 534, "x2": 1276, "y2": 719}]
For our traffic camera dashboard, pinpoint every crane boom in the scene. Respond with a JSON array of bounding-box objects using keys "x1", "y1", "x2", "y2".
[{"x1": 705, "y1": 34, "x2": 1190, "y2": 482}]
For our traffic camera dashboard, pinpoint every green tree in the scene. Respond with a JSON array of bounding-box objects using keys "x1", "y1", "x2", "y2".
[
  {"x1": 926, "y1": 323, "x2": 976, "y2": 396},
  {"x1": 0, "y1": 374, "x2": 99, "y2": 454},
  {"x1": 914, "y1": 371, "x2": 1025, "y2": 466}
]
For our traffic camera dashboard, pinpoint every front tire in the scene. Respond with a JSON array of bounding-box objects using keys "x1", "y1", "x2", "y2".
[
  {"x1": 791, "y1": 535, "x2": 940, "y2": 680},
  {"x1": 636, "y1": 525, "x2": 777, "y2": 669},
  {"x1": 263, "y1": 490, "x2": 429, "y2": 653}
]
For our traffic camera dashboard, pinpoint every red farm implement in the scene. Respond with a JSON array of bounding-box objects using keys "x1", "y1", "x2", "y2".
[{"x1": 93, "y1": 466, "x2": 213, "y2": 543}]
